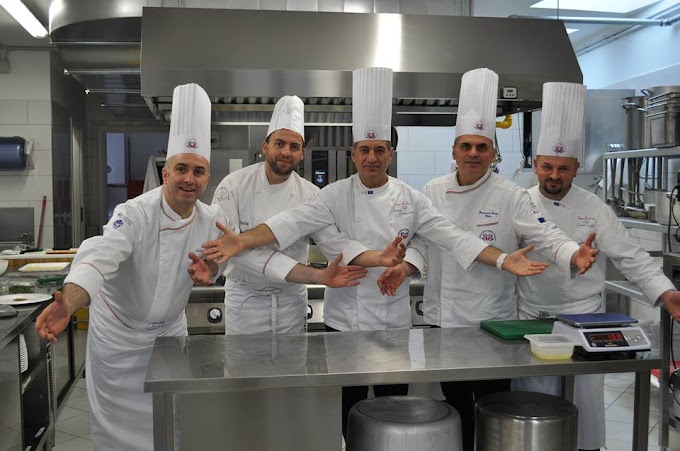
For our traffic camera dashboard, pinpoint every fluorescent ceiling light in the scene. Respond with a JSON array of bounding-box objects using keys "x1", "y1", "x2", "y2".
[
  {"x1": 0, "y1": 0, "x2": 48, "y2": 38},
  {"x1": 530, "y1": 0, "x2": 660, "y2": 14},
  {"x1": 566, "y1": 28, "x2": 579, "y2": 34}
]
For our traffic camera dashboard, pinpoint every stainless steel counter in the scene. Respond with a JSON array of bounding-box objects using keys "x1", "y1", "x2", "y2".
[{"x1": 145, "y1": 327, "x2": 659, "y2": 451}]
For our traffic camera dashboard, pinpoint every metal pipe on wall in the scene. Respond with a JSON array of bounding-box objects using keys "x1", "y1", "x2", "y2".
[{"x1": 509, "y1": 15, "x2": 669, "y2": 26}]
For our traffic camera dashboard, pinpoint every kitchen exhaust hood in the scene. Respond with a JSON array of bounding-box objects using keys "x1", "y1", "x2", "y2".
[{"x1": 141, "y1": 7, "x2": 582, "y2": 127}]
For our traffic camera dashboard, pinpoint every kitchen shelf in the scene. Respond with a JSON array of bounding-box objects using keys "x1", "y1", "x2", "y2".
[
  {"x1": 603, "y1": 280, "x2": 647, "y2": 303},
  {"x1": 603, "y1": 146, "x2": 680, "y2": 159},
  {"x1": 620, "y1": 218, "x2": 679, "y2": 233}
]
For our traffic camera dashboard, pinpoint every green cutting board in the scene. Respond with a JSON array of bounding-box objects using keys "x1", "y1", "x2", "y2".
[{"x1": 480, "y1": 319, "x2": 555, "y2": 340}]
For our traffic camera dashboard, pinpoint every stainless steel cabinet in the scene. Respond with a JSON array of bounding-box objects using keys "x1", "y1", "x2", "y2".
[{"x1": 0, "y1": 323, "x2": 54, "y2": 450}]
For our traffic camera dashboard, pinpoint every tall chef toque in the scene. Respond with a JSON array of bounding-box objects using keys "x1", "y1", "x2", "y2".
[
  {"x1": 455, "y1": 68, "x2": 498, "y2": 141},
  {"x1": 267, "y1": 95, "x2": 305, "y2": 141},
  {"x1": 352, "y1": 67, "x2": 393, "y2": 143},
  {"x1": 166, "y1": 83, "x2": 212, "y2": 163},
  {"x1": 536, "y1": 82, "x2": 586, "y2": 160}
]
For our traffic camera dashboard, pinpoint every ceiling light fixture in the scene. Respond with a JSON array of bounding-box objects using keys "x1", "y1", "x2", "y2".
[
  {"x1": 0, "y1": 0, "x2": 48, "y2": 38},
  {"x1": 531, "y1": 0, "x2": 660, "y2": 14}
]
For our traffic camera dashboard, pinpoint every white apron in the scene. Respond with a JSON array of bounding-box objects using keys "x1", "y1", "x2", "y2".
[
  {"x1": 224, "y1": 278, "x2": 307, "y2": 334},
  {"x1": 213, "y1": 164, "x2": 319, "y2": 335},
  {"x1": 86, "y1": 299, "x2": 186, "y2": 451}
]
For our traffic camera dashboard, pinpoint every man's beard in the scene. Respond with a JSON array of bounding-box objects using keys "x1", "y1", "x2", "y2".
[
  {"x1": 267, "y1": 158, "x2": 295, "y2": 176},
  {"x1": 542, "y1": 179, "x2": 564, "y2": 195}
]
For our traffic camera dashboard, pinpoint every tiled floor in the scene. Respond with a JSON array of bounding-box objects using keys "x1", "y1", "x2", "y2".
[
  {"x1": 53, "y1": 377, "x2": 93, "y2": 451},
  {"x1": 53, "y1": 373, "x2": 680, "y2": 450},
  {"x1": 603, "y1": 372, "x2": 680, "y2": 451}
]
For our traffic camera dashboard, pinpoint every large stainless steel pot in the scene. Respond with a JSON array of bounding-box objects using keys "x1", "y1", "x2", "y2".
[
  {"x1": 656, "y1": 191, "x2": 680, "y2": 226},
  {"x1": 645, "y1": 85, "x2": 680, "y2": 103},
  {"x1": 644, "y1": 86, "x2": 680, "y2": 148},
  {"x1": 648, "y1": 105, "x2": 680, "y2": 148},
  {"x1": 622, "y1": 95, "x2": 650, "y2": 150},
  {"x1": 475, "y1": 391, "x2": 577, "y2": 451}
]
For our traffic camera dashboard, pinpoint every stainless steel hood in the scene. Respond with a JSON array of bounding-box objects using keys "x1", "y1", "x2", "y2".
[{"x1": 141, "y1": 7, "x2": 582, "y2": 127}]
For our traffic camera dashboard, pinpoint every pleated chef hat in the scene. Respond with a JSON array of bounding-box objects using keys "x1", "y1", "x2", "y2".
[
  {"x1": 455, "y1": 68, "x2": 498, "y2": 141},
  {"x1": 536, "y1": 82, "x2": 586, "y2": 160},
  {"x1": 352, "y1": 67, "x2": 393, "y2": 143},
  {"x1": 267, "y1": 95, "x2": 305, "y2": 141},
  {"x1": 166, "y1": 83, "x2": 212, "y2": 163}
]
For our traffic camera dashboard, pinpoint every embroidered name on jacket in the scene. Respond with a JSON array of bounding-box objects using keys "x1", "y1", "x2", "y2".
[
  {"x1": 392, "y1": 201, "x2": 414, "y2": 216},
  {"x1": 576, "y1": 215, "x2": 596, "y2": 228}
]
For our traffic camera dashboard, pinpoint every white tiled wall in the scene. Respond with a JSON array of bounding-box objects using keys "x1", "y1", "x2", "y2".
[{"x1": 0, "y1": 51, "x2": 54, "y2": 248}]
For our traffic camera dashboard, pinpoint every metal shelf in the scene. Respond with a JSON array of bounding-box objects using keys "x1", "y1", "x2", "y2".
[
  {"x1": 620, "y1": 218, "x2": 679, "y2": 233},
  {"x1": 603, "y1": 147, "x2": 680, "y2": 159}
]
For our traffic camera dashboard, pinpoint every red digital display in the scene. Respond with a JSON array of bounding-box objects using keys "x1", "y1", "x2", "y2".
[{"x1": 588, "y1": 332, "x2": 624, "y2": 342}]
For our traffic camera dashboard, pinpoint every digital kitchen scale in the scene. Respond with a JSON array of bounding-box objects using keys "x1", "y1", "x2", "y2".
[{"x1": 552, "y1": 313, "x2": 651, "y2": 355}]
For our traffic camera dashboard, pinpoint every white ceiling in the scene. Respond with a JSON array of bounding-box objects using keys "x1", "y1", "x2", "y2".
[{"x1": 0, "y1": 0, "x2": 670, "y2": 50}]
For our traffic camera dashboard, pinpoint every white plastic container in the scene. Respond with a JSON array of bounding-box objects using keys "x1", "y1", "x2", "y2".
[{"x1": 524, "y1": 334, "x2": 575, "y2": 360}]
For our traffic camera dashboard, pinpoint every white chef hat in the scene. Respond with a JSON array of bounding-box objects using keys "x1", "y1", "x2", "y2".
[
  {"x1": 166, "y1": 83, "x2": 212, "y2": 163},
  {"x1": 267, "y1": 95, "x2": 305, "y2": 141},
  {"x1": 455, "y1": 68, "x2": 498, "y2": 141},
  {"x1": 536, "y1": 82, "x2": 586, "y2": 160},
  {"x1": 352, "y1": 67, "x2": 393, "y2": 143}
]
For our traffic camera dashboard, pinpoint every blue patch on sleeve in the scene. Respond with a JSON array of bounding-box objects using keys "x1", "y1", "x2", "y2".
[{"x1": 537, "y1": 217, "x2": 546, "y2": 223}]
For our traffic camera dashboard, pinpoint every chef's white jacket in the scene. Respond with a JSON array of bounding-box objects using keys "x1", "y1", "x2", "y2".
[
  {"x1": 517, "y1": 184, "x2": 674, "y2": 317},
  {"x1": 266, "y1": 174, "x2": 489, "y2": 331},
  {"x1": 65, "y1": 187, "x2": 287, "y2": 450},
  {"x1": 513, "y1": 184, "x2": 674, "y2": 450},
  {"x1": 406, "y1": 170, "x2": 580, "y2": 328},
  {"x1": 212, "y1": 163, "x2": 347, "y2": 334}
]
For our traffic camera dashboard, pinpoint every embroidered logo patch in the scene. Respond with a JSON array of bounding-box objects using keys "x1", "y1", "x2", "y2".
[
  {"x1": 112, "y1": 219, "x2": 124, "y2": 229},
  {"x1": 479, "y1": 229, "x2": 496, "y2": 243},
  {"x1": 552, "y1": 143, "x2": 565, "y2": 154},
  {"x1": 186, "y1": 138, "x2": 198, "y2": 149},
  {"x1": 474, "y1": 121, "x2": 485, "y2": 131},
  {"x1": 365, "y1": 130, "x2": 377, "y2": 139},
  {"x1": 398, "y1": 228, "x2": 410, "y2": 239}
]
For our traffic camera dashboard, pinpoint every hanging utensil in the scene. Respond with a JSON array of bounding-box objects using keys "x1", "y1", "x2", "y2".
[{"x1": 36, "y1": 195, "x2": 46, "y2": 249}]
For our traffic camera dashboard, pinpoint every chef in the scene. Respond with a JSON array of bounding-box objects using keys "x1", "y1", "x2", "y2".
[
  {"x1": 212, "y1": 95, "x2": 366, "y2": 335},
  {"x1": 378, "y1": 68, "x2": 598, "y2": 451},
  {"x1": 33, "y1": 83, "x2": 354, "y2": 451},
  {"x1": 512, "y1": 81, "x2": 680, "y2": 451}
]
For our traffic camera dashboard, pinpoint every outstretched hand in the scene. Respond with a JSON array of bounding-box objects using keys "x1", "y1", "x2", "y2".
[
  {"x1": 379, "y1": 236, "x2": 406, "y2": 267},
  {"x1": 501, "y1": 245, "x2": 550, "y2": 276},
  {"x1": 201, "y1": 222, "x2": 243, "y2": 264},
  {"x1": 188, "y1": 252, "x2": 212, "y2": 286},
  {"x1": 35, "y1": 291, "x2": 71, "y2": 343},
  {"x1": 572, "y1": 232, "x2": 599, "y2": 275},
  {"x1": 377, "y1": 263, "x2": 412, "y2": 296},
  {"x1": 320, "y1": 253, "x2": 368, "y2": 288},
  {"x1": 661, "y1": 290, "x2": 680, "y2": 322}
]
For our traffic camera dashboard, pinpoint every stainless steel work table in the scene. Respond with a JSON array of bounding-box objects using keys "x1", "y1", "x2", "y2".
[{"x1": 145, "y1": 327, "x2": 659, "y2": 451}]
